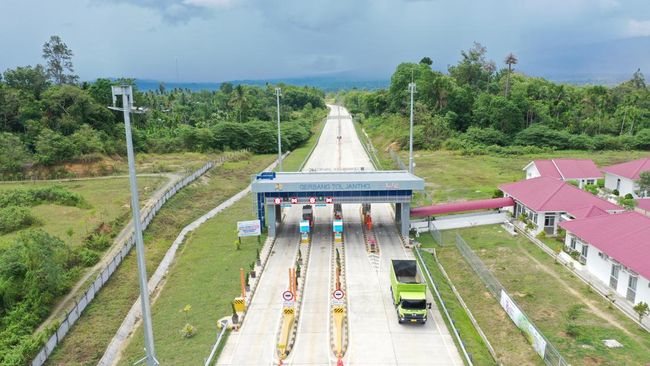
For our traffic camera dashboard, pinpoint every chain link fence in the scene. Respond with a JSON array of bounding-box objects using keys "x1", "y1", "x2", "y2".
[
  {"x1": 455, "y1": 233, "x2": 568, "y2": 366},
  {"x1": 30, "y1": 154, "x2": 236, "y2": 366}
]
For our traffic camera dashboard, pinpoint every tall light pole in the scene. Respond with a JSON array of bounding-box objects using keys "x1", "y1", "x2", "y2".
[
  {"x1": 275, "y1": 87, "x2": 283, "y2": 171},
  {"x1": 109, "y1": 86, "x2": 158, "y2": 366},
  {"x1": 408, "y1": 82, "x2": 416, "y2": 174}
]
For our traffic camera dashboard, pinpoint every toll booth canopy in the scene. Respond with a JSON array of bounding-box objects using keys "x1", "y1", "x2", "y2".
[{"x1": 251, "y1": 171, "x2": 424, "y2": 237}]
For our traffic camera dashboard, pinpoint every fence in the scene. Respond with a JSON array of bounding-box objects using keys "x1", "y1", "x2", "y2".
[
  {"x1": 388, "y1": 148, "x2": 407, "y2": 170},
  {"x1": 30, "y1": 155, "x2": 233, "y2": 366},
  {"x1": 430, "y1": 222, "x2": 443, "y2": 245},
  {"x1": 455, "y1": 233, "x2": 568, "y2": 366}
]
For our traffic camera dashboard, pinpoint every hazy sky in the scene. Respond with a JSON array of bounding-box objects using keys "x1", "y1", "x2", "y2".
[{"x1": 1, "y1": 0, "x2": 649, "y2": 82}]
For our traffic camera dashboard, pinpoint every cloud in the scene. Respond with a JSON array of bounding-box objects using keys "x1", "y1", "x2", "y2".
[
  {"x1": 249, "y1": 0, "x2": 369, "y2": 32},
  {"x1": 626, "y1": 19, "x2": 650, "y2": 37},
  {"x1": 101, "y1": 0, "x2": 236, "y2": 23}
]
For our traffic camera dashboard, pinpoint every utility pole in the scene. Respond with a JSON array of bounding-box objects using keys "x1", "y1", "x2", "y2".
[
  {"x1": 276, "y1": 87, "x2": 283, "y2": 171},
  {"x1": 109, "y1": 86, "x2": 158, "y2": 366},
  {"x1": 408, "y1": 82, "x2": 416, "y2": 174}
]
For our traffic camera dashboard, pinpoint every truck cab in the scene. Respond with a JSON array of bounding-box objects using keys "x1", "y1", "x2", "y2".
[
  {"x1": 390, "y1": 259, "x2": 429, "y2": 324},
  {"x1": 302, "y1": 205, "x2": 314, "y2": 227}
]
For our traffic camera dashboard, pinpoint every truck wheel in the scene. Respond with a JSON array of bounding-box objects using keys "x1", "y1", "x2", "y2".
[{"x1": 397, "y1": 310, "x2": 404, "y2": 324}]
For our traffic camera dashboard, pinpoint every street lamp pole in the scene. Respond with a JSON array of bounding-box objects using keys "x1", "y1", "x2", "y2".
[
  {"x1": 109, "y1": 86, "x2": 158, "y2": 366},
  {"x1": 408, "y1": 82, "x2": 416, "y2": 174},
  {"x1": 275, "y1": 87, "x2": 283, "y2": 171}
]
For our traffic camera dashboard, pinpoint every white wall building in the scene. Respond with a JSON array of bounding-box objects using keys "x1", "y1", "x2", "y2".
[
  {"x1": 523, "y1": 159, "x2": 602, "y2": 188},
  {"x1": 560, "y1": 212, "x2": 650, "y2": 306},
  {"x1": 602, "y1": 157, "x2": 650, "y2": 198}
]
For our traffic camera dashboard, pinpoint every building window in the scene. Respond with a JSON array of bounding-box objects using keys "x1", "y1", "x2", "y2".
[
  {"x1": 627, "y1": 275, "x2": 638, "y2": 303},
  {"x1": 587, "y1": 179, "x2": 595, "y2": 185},
  {"x1": 580, "y1": 245, "x2": 588, "y2": 264},
  {"x1": 610, "y1": 264, "x2": 619, "y2": 290},
  {"x1": 570, "y1": 236, "x2": 577, "y2": 250},
  {"x1": 544, "y1": 214, "x2": 555, "y2": 228}
]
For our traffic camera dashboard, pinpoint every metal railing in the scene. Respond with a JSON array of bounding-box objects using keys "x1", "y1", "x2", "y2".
[
  {"x1": 30, "y1": 155, "x2": 235, "y2": 366},
  {"x1": 455, "y1": 233, "x2": 568, "y2": 366},
  {"x1": 414, "y1": 247, "x2": 473, "y2": 366}
]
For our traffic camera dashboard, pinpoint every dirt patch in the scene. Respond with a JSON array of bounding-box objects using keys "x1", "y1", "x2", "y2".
[{"x1": 582, "y1": 355, "x2": 605, "y2": 365}]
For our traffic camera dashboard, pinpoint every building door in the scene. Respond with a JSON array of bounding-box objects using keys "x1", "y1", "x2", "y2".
[
  {"x1": 609, "y1": 264, "x2": 619, "y2": 290},
  {"x1": 544, "y1": 214, "x2": 556, "y2": 235},
  {"x1": 616, "y1": 178, "x2": 621, "y2": 191},
  {"x1": 579, "y1": 245, "x2": 588, "y2": 264},
  {"x1": 627, "y1": 275, "x2": 638, "y2": 303}
]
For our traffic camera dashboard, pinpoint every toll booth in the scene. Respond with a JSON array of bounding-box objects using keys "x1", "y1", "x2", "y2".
[{"x1": 251, "y1": 171, "x2": 424, "y2": 237}]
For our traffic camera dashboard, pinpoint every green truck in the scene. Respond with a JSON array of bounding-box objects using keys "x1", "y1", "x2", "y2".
[{"x1": 390, "y1": 259, "x2": 429, "y2": 324}]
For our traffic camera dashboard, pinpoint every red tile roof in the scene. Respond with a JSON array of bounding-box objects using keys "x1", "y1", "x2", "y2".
[
  {"x1": 560, "y1": 212, "x2": 650, "y2": 280},
  {"x1": 637, "y1": 198, "x2": 650, "y2": 212},
  {"x1": 602, "y1": 157, "x2": 650, "y2": 180},
  {"x1": 570, "y1": 205, "x2": 609, "y2": 219},
  {"x1": 529, "y1": 159, "x2": 602, "y2": 180},
  {"x1": 499, "y1": 177, "x2": 622, "y2": 216}
]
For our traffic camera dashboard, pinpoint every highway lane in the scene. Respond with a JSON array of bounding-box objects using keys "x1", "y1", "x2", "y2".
[{"x1": 216, "y1": 208, "x2": 301, "y2": 366}]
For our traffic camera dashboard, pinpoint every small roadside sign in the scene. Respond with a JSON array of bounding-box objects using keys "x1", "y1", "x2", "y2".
[
  {"x1": 332, "y1": 289, "x2": 345, "y2": 300},
  {"x1": 282, "y1": 290, "x2": 294, "y2": 301},
  {"x1": 237, "y1": 220, "x2": 261, "y2": 237}
]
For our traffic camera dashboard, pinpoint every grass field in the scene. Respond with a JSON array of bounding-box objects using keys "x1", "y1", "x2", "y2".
[
  {"x1": 415, "y1": 247, "x2": 497, "y2": 366},
  {"x1": 396, "y1": 149, "x2": 647, "y2": 205},
  {"x1": 118, "y1": 193, "x2": 264, "y2": 365},
  {"x1": 45, "y1": 154, "x2": 276, "y2": 365},
  {"x1": 0, "y1": 176, "x2": 166, "y2": 249},
  {"x1": 419, "y1": 232, "x2": 544, "y2": 366},
  {"x1": 444, "y1": 225, "x2": 650, "y2": 366}
]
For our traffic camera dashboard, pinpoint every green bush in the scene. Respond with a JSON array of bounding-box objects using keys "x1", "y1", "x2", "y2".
[
  {"x1": 612, "y1": 189, "x2": 620, "y2": 196},
  {"x1": 76, "y1": 247, "x2": 100, "y2": 267},
  {"x1": 84, "y1": 233, "x2": 111, "y2": 251},
  {"x1": 0, "y1": 186, "x2": 88, "y2": 209},
  {"x1": 0, "y1": 206, "x2": 38, "y2": 234}
]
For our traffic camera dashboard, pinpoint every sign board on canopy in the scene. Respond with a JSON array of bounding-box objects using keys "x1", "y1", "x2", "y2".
[
  {"x1": 333, "y1": 219, "x2": 343, "y2": 233},
  {"x1": 300, "y1": 220, "x2": 310, "y2": 233},
  {"x1": 237, "y1": 220, "x2": 261, "y2": 237}
]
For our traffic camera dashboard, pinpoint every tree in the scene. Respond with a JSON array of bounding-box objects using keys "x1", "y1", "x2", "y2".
[
  {"x1": 504, "y1": 53, "x2": 518, "y2": 98},
  {"x1": 3, "y1": 65, "x2": 49, "y2": 98},
  {"x1": 633, "y1": 301, "x2": 649, "y2": 323},
  {"x1": 42, "y1": 35, "x2": 78, "y2": 85},
  {"x1": 0, "y1": 133, "x2": 31, "y2": 174},
  {"x1": 639, "y1": 171, "x2": 650, "y2": 197},
  {"x1": 419, "y1": 57, "x2": 433, "y2": 66}
]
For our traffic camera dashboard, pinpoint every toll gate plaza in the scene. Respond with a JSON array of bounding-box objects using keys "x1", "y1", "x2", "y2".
[{"x1": 251, "y1": 170, "x2": 425, "y2": 237}]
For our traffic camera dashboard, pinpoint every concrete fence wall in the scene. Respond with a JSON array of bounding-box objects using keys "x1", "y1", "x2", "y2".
[{"x1": 30, "y1": 157, "x2": 229, "y2": 366}]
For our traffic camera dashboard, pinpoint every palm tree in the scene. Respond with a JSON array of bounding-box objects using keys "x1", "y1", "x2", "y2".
[
  {"x1": 228, "y1": 85, "x2": 247, "y2": 122},
  {"x1": 504, "y1": 53, "x2": 518, "y2": 97}
]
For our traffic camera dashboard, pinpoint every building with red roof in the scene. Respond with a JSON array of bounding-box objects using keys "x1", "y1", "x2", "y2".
[
  {"x1": 559, "y1": 212, "x2": 650, "y2": 306},
  {"x1": 602, "y1": 157, "x2": 650, "y2": 198},
  {"x1": 523, "y1": 159, "x2": 602, "y2": 188},
  {"x1": 499, "y1": 176, "x2": 622, "y2": 236}
]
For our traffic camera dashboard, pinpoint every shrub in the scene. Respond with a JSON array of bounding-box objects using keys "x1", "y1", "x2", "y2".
[
  {"x1": 0, "y1": 206, "x2": 39, "y2": 234},
  {"x1": 612, "y1": 189, "x2": 619, "y2": 196},
  {"x1": 76, "y1": 247, "x2": 100, "y2": 267},
  {"x1": 180, "y1": 323, "x2": 197, "y2": 338},
  {"x1": 565, "y1": 323, "x2": 580, "y2": 338},
  {"x1": 84, "y1": 233, "x2": 112, "y2": 251},
  {"x1": 0, "y1": 186, "x2": 88, "y2": 208},
  {"x1": 624, "y1": 193, "x2": 634, "y2": 199},
  {"x1": 584, "y1": 185, "x2": 598, "y2": 195}
]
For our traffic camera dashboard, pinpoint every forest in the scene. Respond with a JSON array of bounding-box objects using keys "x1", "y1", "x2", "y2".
[
  {"x1": 343, "y1": 43, "x2": 650, "y2": 155},
  {"x1": 0, "y1": 37, "x2": 327, "y2": 179}
]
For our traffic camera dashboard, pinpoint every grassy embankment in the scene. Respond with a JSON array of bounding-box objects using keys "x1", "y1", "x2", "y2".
[
  {"x1": 439, "y1": 225, "x2": 650, "y2": 366},
  {"x1": 0, "y1": 177, "x2": 166, "y2": 250},
  {"x1": 45, "y1": 154, "x2": 275, "y2": 365}
]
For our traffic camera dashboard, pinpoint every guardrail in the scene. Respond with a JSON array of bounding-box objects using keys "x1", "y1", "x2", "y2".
[
  {"x1": 30, "y1": 154, "x2": 236, "y2": 366},
  {"x1": 413, "y1": 247, "x2": 474, "y2": 366}
]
